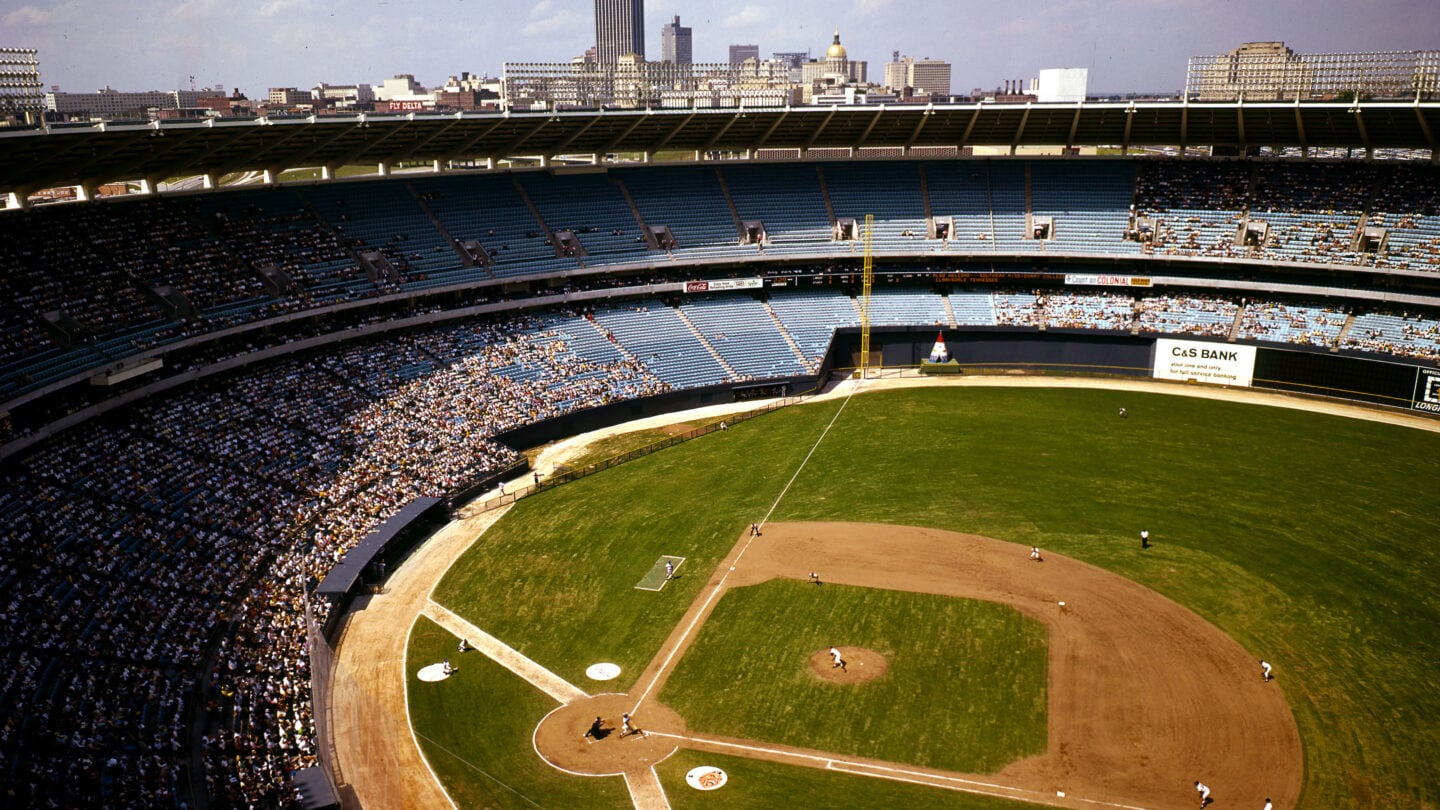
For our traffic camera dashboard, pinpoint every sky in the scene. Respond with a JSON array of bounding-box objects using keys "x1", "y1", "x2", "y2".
[{"x1": 4, "y1": 0, "x2": 1438, "y2": 97}]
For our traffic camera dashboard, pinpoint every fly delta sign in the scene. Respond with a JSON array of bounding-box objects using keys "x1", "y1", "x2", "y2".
[{"x1": 1152, "y1": 338, "x2": 1257, "y2": 387}]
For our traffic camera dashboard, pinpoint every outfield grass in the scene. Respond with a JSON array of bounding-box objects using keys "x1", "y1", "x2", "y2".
[
  {"x1": 656, "y1": 749, "x2": 1056, "y2": 809},
  {"x1": 660, "y1": 580, "x2": 1047, "y2": 772},
  {"x1": 407, "y1": 617, "x2": 632, "y2": 808},
  {"x1": 423, "y1": 386, "x2": 1440, "y2": 807}
]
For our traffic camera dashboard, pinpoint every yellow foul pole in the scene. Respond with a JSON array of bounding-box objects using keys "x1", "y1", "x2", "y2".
[{"x1": 859, "y1": 214, "x2": 874, "y2": 378}]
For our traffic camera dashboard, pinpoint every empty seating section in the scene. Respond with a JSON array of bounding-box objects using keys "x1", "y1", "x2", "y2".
[
  {"x1": 1237, "y1": 301, "x2": 1347, "y2": 346},
  {"x1": 866, "y1": 288, "x2": 948, "y2": 326},
  {"x1": 767, "y1": 289, "x2": 859, "y2": 364},
  {"x1": 299, "y1": 181, "x2": 457, "y2": 285},
  {"x1": 514, "y1": 172, "x2": 649, "y2": 265},
  {"x1": 617, "y1": 166, "x2": 740, "y2": 258},
  {"x1": 1341, "y1": 311, "x2": 1440, "y2": 359},
  {"x1": 947, "y1": 292, "x2": 998, "y2": 326},
  {"x1": 1030, "y1": 161, "x2": 1142, "y2": 256},
  {"x1": 924, "y1": 162, "x2": 997, "y2": 248},
  {"x1": 590, "y1": 298, "x2": 730, "y2": 388},
  {"x1": 823, "y1": 162, "x2": 934, "y2": 254},
  {"x1": 1134, "y1": 295, "x2": 1238, "y2": 337},
  {"x1": 679, "y1": 294, "x2": 808, "y2": 380},
  {"x1": 986, "y1": 162, "x2": 1038, "y2": 253},
  {"x1": 414, "y1": 173, "x2": 564, "y2": 277},
  {"x1": 722, "y1": 163, "x2": 835, "y2": 254}
]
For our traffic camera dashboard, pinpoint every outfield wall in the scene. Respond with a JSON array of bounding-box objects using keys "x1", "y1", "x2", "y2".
[{"x1": 836, "y1": 327, "x2": 1440, "y2": 414}]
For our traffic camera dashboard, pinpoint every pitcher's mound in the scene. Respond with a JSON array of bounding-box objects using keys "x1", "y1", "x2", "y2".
[{"x1": 808, "y1": 647, "x2": 887, "y2": 684}]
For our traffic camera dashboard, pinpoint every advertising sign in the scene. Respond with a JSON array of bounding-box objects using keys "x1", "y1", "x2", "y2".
[
  {"x1": 1152, "y1": 338, "x2": 1257, "y2": 387},
  {"x1": 1063, "y1": 274, "x2": 1153, "y2": 287},
  {"x1": 1414, "y1": 367, "x2": 1440, "y2": 413},
  {"x1": 683, "y1": 278, "x2": 763, "y2": 293}
]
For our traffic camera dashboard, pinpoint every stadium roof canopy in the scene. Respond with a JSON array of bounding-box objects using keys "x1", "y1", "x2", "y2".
[{"x1": 2, "y1": 99, "x2": 1438, "y2": 199}]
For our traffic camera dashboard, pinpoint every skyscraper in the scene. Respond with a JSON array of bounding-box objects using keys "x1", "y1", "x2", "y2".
[
  {"x1": 595, "y1": 0, "x2": 645, "y2": 64},
  {"x1": 660, "y1": 15, "x2": 692, "y2": 64}
]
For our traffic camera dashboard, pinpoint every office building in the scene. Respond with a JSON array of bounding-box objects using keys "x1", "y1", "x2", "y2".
[
  {"x1": 661, "y1": 15, "x2": 692, "y2": 64},
  {"x1": 729, "y1": 44, "x2": 760, "y2": 65},
  {"x1": 885, "y1": 52, "x2": 952, "y2": 98},
  {"x1": 596, "y1": 0, "x2": 645, "y2": 64},
  {"x1": 1030, "y1": 67, "x2": 1086, "y2": 102}
]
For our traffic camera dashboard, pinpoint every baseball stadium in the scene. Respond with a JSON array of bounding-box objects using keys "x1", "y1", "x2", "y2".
[{"x1": 2, "y1": 100, "x2": 1440, "y2": 810}]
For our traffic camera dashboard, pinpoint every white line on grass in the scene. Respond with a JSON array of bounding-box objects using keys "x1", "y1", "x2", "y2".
[
  {"x1": 756, "y1": 378, "x2": 861, "y2": 532},
  {"x1": 630, "y1": 382, "x2": 862, "y2": 712},
  {"x1": 646, "y1": 730, "x2": 1148, "y2": 810}
]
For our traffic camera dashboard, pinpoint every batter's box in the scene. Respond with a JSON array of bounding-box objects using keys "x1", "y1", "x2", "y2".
[{"x1": 635, "y1": 555, "x2": 685, "y2": 591}]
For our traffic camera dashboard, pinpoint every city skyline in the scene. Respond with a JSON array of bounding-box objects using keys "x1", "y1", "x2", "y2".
[{"x1": 4, "y1": 0, "x2": 1437, "y2": 97}]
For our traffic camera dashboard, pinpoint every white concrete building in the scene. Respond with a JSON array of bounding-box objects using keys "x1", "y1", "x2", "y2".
[{"x1": 1030, "y1": 68, "x2": 1088, "y2": 103}]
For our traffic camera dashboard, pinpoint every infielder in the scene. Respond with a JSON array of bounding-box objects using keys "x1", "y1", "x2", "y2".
[
  {"x1": 830, "y1": 646, "x2": 846, "y2": 671},
  {"x1": 1194, "y1": 780, "x2": 1211, "y2": 808},
  {"x1": 1261, "y1": 659, "x2": 1273, "y2": 681}
]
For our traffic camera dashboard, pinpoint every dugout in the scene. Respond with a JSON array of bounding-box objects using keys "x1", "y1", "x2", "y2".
[{"x1": 314, "y1": 497, "x2": 450, "y2": 641}]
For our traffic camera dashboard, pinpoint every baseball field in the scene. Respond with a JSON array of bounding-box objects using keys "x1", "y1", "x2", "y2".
[{"x1": 339, "y1": 379, "x2": 1440, "y2": 808}]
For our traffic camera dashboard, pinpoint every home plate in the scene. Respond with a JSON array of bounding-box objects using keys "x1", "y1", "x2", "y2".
[
  {"x1": 417, "y1": 663, "x2": 451, "y2": 682},
  {"x1": 586, "y1": 662, "x2": 621, "y2": 681}
]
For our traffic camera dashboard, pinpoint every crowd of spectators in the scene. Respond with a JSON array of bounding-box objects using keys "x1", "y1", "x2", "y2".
[
  {"x1": 1237, "y1": 301, "x2": 1349, "y2": 347},
  {"x1": 0, "y1": 305, "x2": 668, "y2": 807},
  {"x1": 1132, "y1": 159, "x2": 1440, "y2": 272}
]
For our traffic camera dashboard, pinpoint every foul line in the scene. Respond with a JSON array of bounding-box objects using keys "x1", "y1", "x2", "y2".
[
  {"x1": 646, "y1": 730, "x2": 1148, "y2": 810},
  {"x1": 756, "y1": 378, "x2": 861, "y2": 532},
  {"x1": 630, "y1": 382, "x2": 861, "y2": 712}
]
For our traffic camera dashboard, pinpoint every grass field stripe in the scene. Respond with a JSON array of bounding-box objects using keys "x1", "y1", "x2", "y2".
[
  {"x1": 421, "y1": 601, "x2": 587, "y2": 704},
  {"x1": 629, "y1": 388, "x2": 861, "y2": 712}
]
